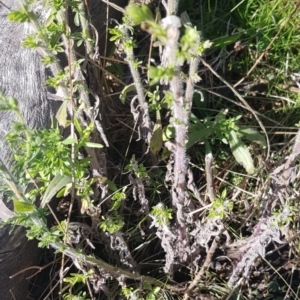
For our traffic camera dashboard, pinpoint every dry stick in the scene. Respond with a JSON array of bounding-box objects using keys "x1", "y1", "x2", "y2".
[
  {"x1": 0, "y1": 0, "x2": 11, "y2": 10},
  {"x1": 101, "y1": 0, "x2": 125, "y2": 14},
  {"x1": 183, "y1": 237, "x2": 219, "y2": 300},
  {"x1": 9, "y1": 259, "x2": 60, "y2": 280},
  {"x1": 205, "y1": 151, "x2": 216, "y2": 202},
  {"x1": 233, "y1": 1, "x2": 300, "y2": 89},
  {"x1": 9, "y1": 290, "x2": 16, "y2": 300},
  {"x1": 199, "y1": 57, "x2": 271, "y2": 160},
  {"x1": 103, "y1": 0, "x2": 109, "y2": 59}
]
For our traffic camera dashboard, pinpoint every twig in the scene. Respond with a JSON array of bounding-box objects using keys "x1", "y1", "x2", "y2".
[
  {"x1": 123, "y1": 30, "x2": 152, "y2": 144},
  {"x1": 9, "y1": 290, "x2": 16, "y2": 300},
  {"x1": 183, "y1": 237, "x2": 219, "y2": 299},
  {"x1": 265, "y1": 230, "x2": 300, "y2": 257},
  {"x1": 101, "y1": 0, "x2": 125, "y2": 14},
  {"x1": 0, "y1": 0, "x2": 10, "y2": 10},
  {"x1": 205, "y1": 147, "x2": 216, "y2": 202},
  {"x1": 9, "y1": 259, "x2": 60, "y2": 280}
]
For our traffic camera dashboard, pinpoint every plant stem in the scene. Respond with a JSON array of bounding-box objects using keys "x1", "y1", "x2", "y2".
[
  {"x1": 50, "y1": 241, "x2": 185, "y2": 293},
  {"x1": 124, "y1": 29, "x2": 152, "y2": 143},
  {"x1": 183, "y1": 237, "x2": 219, "y2": 299}
]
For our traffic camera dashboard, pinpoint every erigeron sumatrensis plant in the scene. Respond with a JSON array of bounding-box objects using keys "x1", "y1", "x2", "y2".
[{"x1": 117, "y1": 2, "x2": 218, "y2": 272}]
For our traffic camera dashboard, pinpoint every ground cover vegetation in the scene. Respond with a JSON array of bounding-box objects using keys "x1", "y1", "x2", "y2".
[{"x1": 1, "y1": 0, "x2": 300, "y2": 299}]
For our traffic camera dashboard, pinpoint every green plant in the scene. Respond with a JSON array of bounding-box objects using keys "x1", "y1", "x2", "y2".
[
  {"x1": 1, "y1": 0, "x2": 300, "y2": 299},
  {"x1": 208, "y1": 189, "x2": 233, "y2": 219}
]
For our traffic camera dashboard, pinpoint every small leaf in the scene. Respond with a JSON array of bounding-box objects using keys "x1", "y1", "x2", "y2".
[
  {"x1": 74, "y1": 12, "x2": 80, "y2": 27},
  {"x1": 80, "y1": 198, "x2": 89, "y2": 214},
  {"x1": 56, "y1": 187, "x2": 66, "y2": 198},
  {"x1": 238, "y1": 128, "x2": 266, "y2": 148},
  {"x1": 41, "y1": 174, "x2": 72, "y2": 207},
  {"x1": 64, "y1": 183, "x2": 72, "y2": 197},
  {"x1": 146, "y1": 293, "x2": 156, "y2": 300},
  {"x1": 120, "y1": 84, "x2": 136, "y2": 104},
  {"x1": 8, "y1": 10, "x2": 30, "y2": 23},
  {"x1": 152, "y1": 286, "x2": 161, "y2": 294},
  {"x1": 162, "y1": 124, "x2": 175, "y2": 141},
  {"x1": 56, "y1": 101, "x2": 68, "y2": 127},
  {"x1": 110, "y1": 198, "x2": 122, "y2": 211},
  {"x1": 74, "y1": 117, "x2": 83, "y2": 136},
  {"x1": 150, "y1": 111, "x2": 162, "y2": 155},
  {"x1": 62, "y1": 137, "x2": 78, "y2": 145},
  {"x1": 107, "y1": 180, "x2": 118, "y2": 192},
  {"x1": 125, "y1": 4, "x2": 154, "y2": 25},
  {"x1": 93, "y1": 176, "x2": 107, "y2": 184},
  {"x1": 228, "y1": 130, "x2": 255, "y2": 174},
  {"x1": 187, "y1": 124, "x2": 213, "y2": 148},
  {"x1": 13, "y1": 199, "x2": 35, "y2": 213},
  {"x1": 181, "y1": 11, "x2": 192, "y2": 26},
  {"x1": 85, "y1": 142, "x2": 103, "y2": 148},
  {"x1": 211, "y1": 33, "x2": 242, "y2": 49}
]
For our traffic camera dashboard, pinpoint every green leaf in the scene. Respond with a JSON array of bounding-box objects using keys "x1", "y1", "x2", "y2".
[
  {"x1": 107, "y1": 180, "x2": 118, "y2": 192},
  {"x1": 150, "y1": 111, "x2": 162, "y2": 155},
  {"x1": 162, "y1": 124, "x2": 175, "y2": 141},
  {"x1": 74, "y1": 117, "x2": 83, "y2": 136},
  {"x1": 85, "y1": 142, "x2": 103, "y2": 148},
  {"x1": 211, "y1": 33, "x2": 242, "y2": 49},
  {"x1": 74, "y1": 12, "x2": 80, "y2": 27},
  {"x1": 238, "y1": 128, "x2": 266, "y2": 148},
  {"x1": 56, "y1": 101, "x2": 68, "y2": 127},
  {"x1": 110, "y1": 198, "x2": 122, "y2": 211},
  {"x1": 56, "y1": 187, "x2": 66, "y2": 198},
  {"x1": 119, "y1": 83, "x2": 136, "y2": 104},
  {"x1": 228, "y1": 130, "x2": 255, "y2": 174},
  {"x1": 62, "y1": 137, "x2": 78, "y2": 145},
  {"x1": 41, "y1": 174, "x2": 72, "y2": 207},
  {"x1": 64, "y1": 273, "x2": 87, "y2": 286},
  {"x1": 125, "y1": 4, "x2": 154, "y2": 25},
  {"x1": 8, "y1": 10, "x2": 30, "y2": 23},
  {"x1": 187, "y1": 124, "x2": 213, "y2": 148},
  {"x1": 146, "y1": 293, "x2": 156, "y2": 300},
  {"x1": 13, "y1": 199, "x2": 35, "y2": 213}
]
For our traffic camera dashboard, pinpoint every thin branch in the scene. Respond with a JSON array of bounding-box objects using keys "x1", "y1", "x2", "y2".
[
  {"x1": 183, "y1": 237, "x2": 219, "y2": 299},
  {"x1": 124, "y1": 30, "x2": 152, "y2": 144},
  {"x1": 205, "y1": 148, "x2": 216, "y2": 202},
  {"x1": 0, "y1": 0, "x2": 11, "y2": 10}
]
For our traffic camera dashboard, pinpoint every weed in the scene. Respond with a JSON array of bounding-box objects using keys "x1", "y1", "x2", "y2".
[{"x1": 1, "y1": 0, "x2": 300, "y2": 299}]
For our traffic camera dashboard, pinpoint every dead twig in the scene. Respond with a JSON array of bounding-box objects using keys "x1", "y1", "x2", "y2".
[
  {"x1": 183, "y1": 237, "x2": 219, "y2": 299},
  {"x1": 205, "y1": 151, "x2": 216, "y2": 202}
]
